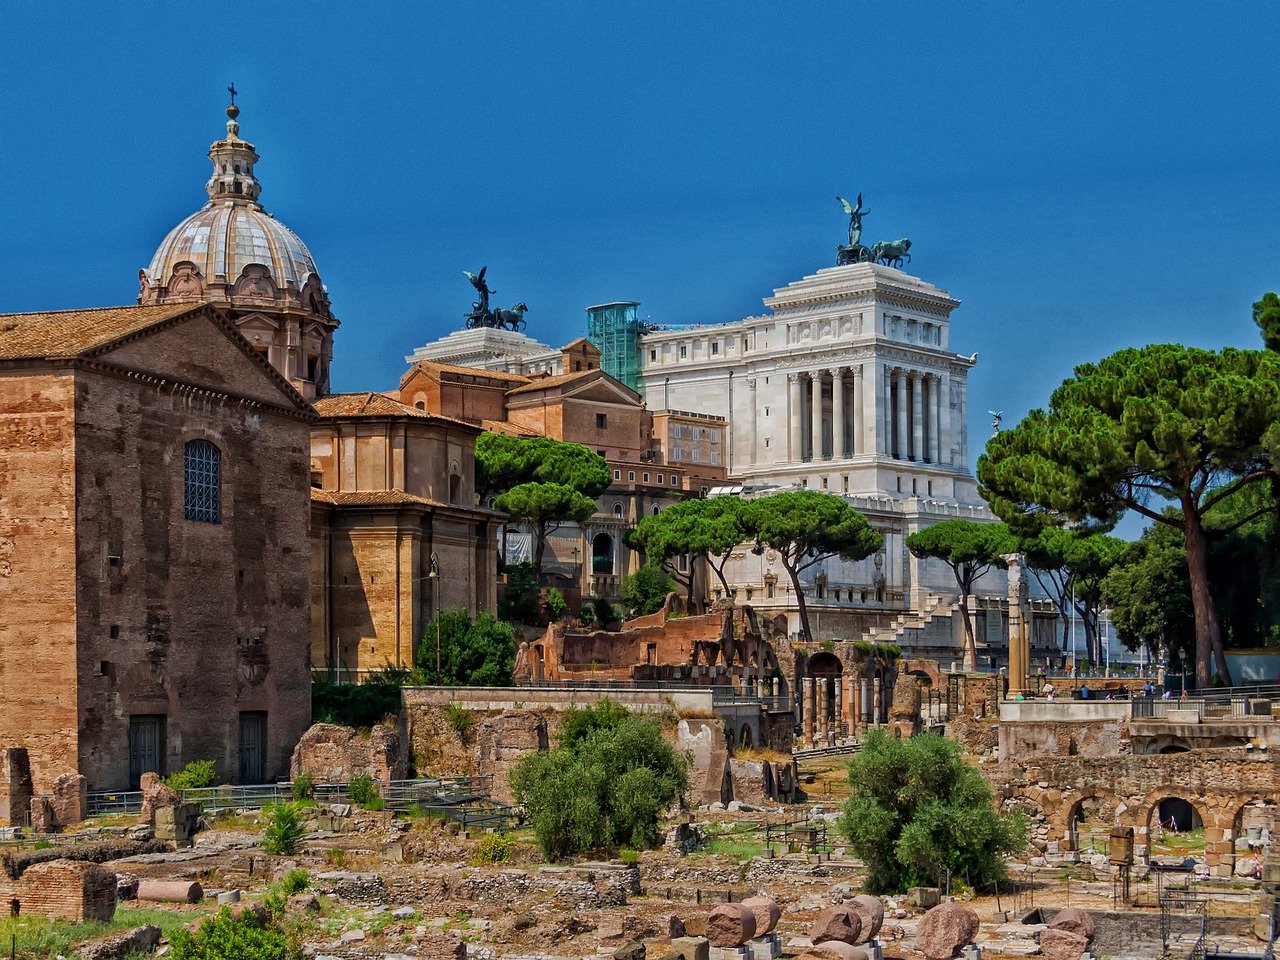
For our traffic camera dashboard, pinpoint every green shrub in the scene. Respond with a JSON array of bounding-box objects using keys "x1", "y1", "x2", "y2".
[
  {"x1": 312, "y1": 670, "x2": 405, "y2": 728},
  {"x1": 545, "y1": 587, "x2": 569, "y2": 622},
  {"x1": 324, "y1": 848, "x2": 346, "y2": 867},
  {"x1": 290, "y1": 772, "x2": 316, "y2": 802},
  {"x1": 577, "y1": 604, "x2": 596, "y2": 626},
  {"x1": 416, "y1": 611, "x2": 517, "y2": 686},
  {"x1": 837, "y1": 730, "x2": 1028, "y2": 893},
  {"x1": 591, "y1": 596, "x2": 618, "y2": 628},
  {"x1": 446, "y1": 703, "x2": 475, "y2": 738},
  {"x1": 170, "y1": 905, "x2": 300, "y2": 960},
  {"x1": 262, "y1": 803, "x2": 305, "y2": 856},
  {"x1": 164, "y1": 759, "x2": 218, "y2": 790},
  {"x1": 348, "y1": 774, "x2": 379, "y2": 807},
  {"x1": 511, "y1": 698, "x2": 688, "y2": 861},
  {"x1": 618, "y1": 847, "x2": 640, "y2": 865},
  {"x1": 620, "y1": 562, "x2": 673, "y2": 617},
  {"x1": 280, "y1": 869, "x2": 309, "y2": 895},
  {"x1": 470, "y1": 833, "x2": 514, "y2": 865},
  {"x1": 498, "y1": 562, "x2": 541, "y2": 624}
]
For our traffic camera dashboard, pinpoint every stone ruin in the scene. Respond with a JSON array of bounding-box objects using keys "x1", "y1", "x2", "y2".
[
  {"x1": 291, "y1": 721, "x2": 407, "y2": 784},
  {"x1": 0, "y1": 856, "x2": 117, "y2": 922}
]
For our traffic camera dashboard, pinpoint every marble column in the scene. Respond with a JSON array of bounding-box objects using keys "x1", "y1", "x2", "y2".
[
  {"x1": 894, "y1": 368, "x2": 908, "y2": 460},
  {"x1": 802, "y1": 677, "x2": 815, "y2": 746},
  {"x1": 788, "y1": 374, "x2": 801, "y2": 462},
  {"x1": 930, "y1": 374, "x2": 942, "y2": 464},
  {"x1": 882, "y1": 366, "x2": 893, "y2": 456},
  {"x1": 810, "y1": 371, "x2": 824, "y2": 461},
  {"x1": 748, "y1": 378, "x2": 758, "y2": 468},
  {"x1": 872, "y1": 676, "x2": 882, "y2": 727},
  {"x1": 853, "y1": 365, "x2": 864, "y2": 456},
  {"x1": 831, "y1": 367, "x2": 845, "y2": 459},
  {"x1": 861, "y1": 676, "x2": 871, "y2": 724},
  {"x1": 911, "y1": 371, "x2": 924, "y2": 463},
  {"x1": 850, "y1": 674, "x2": 862, "y2": 738},
  {"x1": 939, "y1": 372, "x2": 951, "y2": 466},
  {"x1": 818, "y1": 680, "x2": 828, "y2": 741}
]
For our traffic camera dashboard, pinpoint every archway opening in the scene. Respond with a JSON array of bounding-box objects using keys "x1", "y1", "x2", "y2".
[
  {"x1": 1148, "y1": 797, "x2": 1206, "y2": 863},
  {"x1": 1232, "y1": 800, "x2": 1275, "y2": 877},
  {"x1": 807, "y1": 651, "x2": 843, "y2": 726},
  {"x1": 592, "y1": 533, "x2": 614, "y2": 574},
  {"x1": 1067, "y1": 795, "x2": 1113, "y2": 855}
]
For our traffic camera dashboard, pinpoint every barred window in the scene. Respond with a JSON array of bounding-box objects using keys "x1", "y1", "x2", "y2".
[{"x1": 184, "y1": 440, "x2": 221, "y2": 523}]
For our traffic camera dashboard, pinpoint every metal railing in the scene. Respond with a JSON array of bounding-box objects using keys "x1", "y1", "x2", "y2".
[
  {"x1": 86, "y1": 775, "x2": 495, "y2": 818},
  {"x1": 1132, "y1": 685, "x2": 1280, "y2": 720},
  {"x1": 514, "y1": 677, "x2": 788, "y2": 711}
]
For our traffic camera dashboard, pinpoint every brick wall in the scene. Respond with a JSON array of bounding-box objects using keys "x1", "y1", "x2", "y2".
[
  {"x1": 71, "y1": 316, "x2": 313, "y2": 790},
  {"x1": 0, "y1": 371, "x2": 80, "y2": 793},
  {"x1": 5, "y1": 859, "x2": 117, "y2": 921}
]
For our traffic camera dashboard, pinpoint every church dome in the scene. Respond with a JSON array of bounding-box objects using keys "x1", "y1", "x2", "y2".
[{"x1": 139, "y1": 101, "x2": 332, "y2": 322}]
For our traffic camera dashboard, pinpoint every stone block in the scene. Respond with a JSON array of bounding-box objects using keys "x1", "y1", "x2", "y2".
[
  {"x1": 136, "y1": 879, "x2": 202, "y2": 903},
  {"x1": 809, "y1": 907, "x2": 862, "y2": 946},
  {"x1": 909, "y1": 887, "x2": 941, "y2": 908},
  {"x1": 672, "y1": 936, "x2": 711, "y2": 960},
  {"x1": 49, "y1": 772, "x2": 86, "y2": 826},
  {"x1": 917, "y1": 902, "x2": 979, "y2": 960},
  {"x1": 77, "y1": 924, "x2": 162, "y2": 960},
  {"x1": 707, "y1": 903, "x2": 757, "y2": 947},
  {"x1": 1166, "y1": 708, "x2": 1201, "y2": 724}
]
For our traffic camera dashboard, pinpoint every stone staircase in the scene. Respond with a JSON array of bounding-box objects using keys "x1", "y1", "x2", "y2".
[{"x1": 866, "y1": 596, "x2": 964, "y2": 661}]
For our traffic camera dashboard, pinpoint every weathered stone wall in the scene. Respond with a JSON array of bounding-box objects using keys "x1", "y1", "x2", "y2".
[
  {"x1": 291, "y1": 723, "x2": 407, "y2": 783},
  {"x1": 0, "y1": 371, "x2": 81, "y2": 794},
  {"x1": 991, "y1": 750, "x2": 1280, "y2": 875},
  {"x1": 71, "y1": 317, "x2": 313, "y2": 790},
  {"x1": 0, "y1": 859, "x2": 116, "y2": 921}
]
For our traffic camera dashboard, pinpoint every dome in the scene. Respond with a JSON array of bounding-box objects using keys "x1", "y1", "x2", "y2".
[
  {"x1": 138, "y1": 101, "x2": 333, "y2": 323},
  {"x1": 144, "y1": 201, "x2": 320, "y2": 292},
  {"x1": 137, "y1": 98, "x2": 338, "y2": 400}
]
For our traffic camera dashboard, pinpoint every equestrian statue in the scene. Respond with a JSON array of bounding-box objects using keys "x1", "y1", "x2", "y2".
[{"x1": 835, "y1": 194, "x2": 913, "y2": 268}]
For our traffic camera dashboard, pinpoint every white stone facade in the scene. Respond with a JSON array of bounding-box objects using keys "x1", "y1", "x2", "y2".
[
  {"x1": 636, "y1": 262, "x2": 1050, "y2": 661},
  {"x1": 405, "y1": 327, "x2": 563, "y2": 377}
]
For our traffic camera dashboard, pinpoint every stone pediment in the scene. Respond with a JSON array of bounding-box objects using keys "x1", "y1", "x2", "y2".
[{"x1": 91, "y1": 307, "x2": 311, "y2": 415}]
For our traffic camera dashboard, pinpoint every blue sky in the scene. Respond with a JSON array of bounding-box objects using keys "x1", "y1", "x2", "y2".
[{"x1": 2, "y1": 1, "x2": 1278, "y2": 530}]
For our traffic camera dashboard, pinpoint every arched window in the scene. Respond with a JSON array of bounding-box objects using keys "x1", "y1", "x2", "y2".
[
  {"x1": 184, "y1": 440, "x2": 221, "y2": 523},
  {"x1": 612, "y1": 502, "x2": 624, "y2": 518}
]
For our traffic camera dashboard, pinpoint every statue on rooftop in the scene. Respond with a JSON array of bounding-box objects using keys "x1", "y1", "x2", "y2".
[
  {"x1": 463, "y1": 267, "x2": 528, "y2": 332},
  {"x1": 836, "y1": 193, "x2": 914, "y2": 268},
  {"x1": 837, "y1": 193, "x2": 870, "y2": 248}
]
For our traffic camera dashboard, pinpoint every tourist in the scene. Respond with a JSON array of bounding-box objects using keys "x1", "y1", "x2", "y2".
[{"x1": 1079, "y1": 683, "x2": 1090, "y2": 700}]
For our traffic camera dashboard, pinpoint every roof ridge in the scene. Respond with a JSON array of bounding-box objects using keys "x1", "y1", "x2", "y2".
[{"x1": 0, "y1": 303, "x2": 184, "y2": 319}]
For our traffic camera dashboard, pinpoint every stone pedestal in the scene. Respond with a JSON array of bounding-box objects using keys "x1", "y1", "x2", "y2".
[
  {"x1": 709, "y1": 947, "x2": 750, "y2": 960},
  {"x1": 744, "y1": 933, "x2": 781, "y2": 960}
]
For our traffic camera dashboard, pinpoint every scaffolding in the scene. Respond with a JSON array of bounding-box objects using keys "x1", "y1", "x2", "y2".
[{"x1": 586, "y1": 301, "x2": 642, "y2": 390}]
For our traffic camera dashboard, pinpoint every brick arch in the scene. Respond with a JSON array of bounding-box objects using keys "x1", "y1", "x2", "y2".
[{"x1": 901, "y1": 658, "x2": 940, "y2": 687}]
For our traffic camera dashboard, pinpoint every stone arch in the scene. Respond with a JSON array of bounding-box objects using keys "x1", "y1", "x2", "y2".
[
  {"x1": 1230, "y1": 797, "x2": 1276, "y2": 877},
  {"x1": 1138, "y1": 789, "x2": 1217, "y2": 868},
  {"x1": 1061, "y1": 792, "x2": 1120, "y2": 854}
]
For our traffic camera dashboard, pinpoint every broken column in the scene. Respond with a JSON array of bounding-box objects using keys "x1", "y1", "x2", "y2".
[
  {"x1": 802, "y1": 677, "x2": 815, "y2": 747},
  {"x1": 1004, "y1": 552, "x2": 1031, "y2": 699}
]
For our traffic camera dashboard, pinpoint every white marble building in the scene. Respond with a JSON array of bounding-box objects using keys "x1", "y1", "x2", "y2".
[{"x1": 637, "y1": 261, "x2": 1055, "y2": 662}]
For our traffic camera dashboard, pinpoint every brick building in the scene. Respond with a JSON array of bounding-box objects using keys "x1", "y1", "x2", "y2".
[
  {"x1": 308, "y1": 392, "x2": 499, "y2": 675},
  {"x1": 397, "y1": 345, "x2": 727, "y2": 603},
  {"x1": 0, "y1": 303, "x2": 314, "y2": 792}
]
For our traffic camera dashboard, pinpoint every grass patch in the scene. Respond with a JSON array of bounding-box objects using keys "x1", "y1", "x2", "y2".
[{"x1": 0, "y1": 906, "x2": 211, "y2": 958}]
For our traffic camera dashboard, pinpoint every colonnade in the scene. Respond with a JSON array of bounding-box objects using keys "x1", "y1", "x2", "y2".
[
  {"x1": 883, "y1": 366, "x2": 948, "y2": 464},
  {"x1": 784, "y1": 364, "x2": 950, "y2": 465},
  {"x1": 798, "y1": 673, "x2": 886, "y2": 747}
]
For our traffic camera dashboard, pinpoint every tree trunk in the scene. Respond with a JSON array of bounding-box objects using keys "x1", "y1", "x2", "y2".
[
  {"x1": 532, "y1": 523, "x2": 547, "y2": 578},
  {"x1": 787, "y1": 562, "x2": 813, "y2": 643},
  {"x1": 711, "y1": 556, "x2": 733, "y2": 597},
  {"x1": 1182, "y1": 503, "x2": 1230, "y2": 687},
  {"x1": 962, "y1": 591, "x2": 977, "y2": 670}
]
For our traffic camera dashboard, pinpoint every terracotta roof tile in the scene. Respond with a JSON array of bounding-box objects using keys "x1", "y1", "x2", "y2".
[
  {"x1": 505, "y1": 368, "x2": 602, "y2": 396},
  {"x1": 311, "y1": 489, "x2": 444, "y2": 508},
  {"x1": 312, "y1": 392, "x2": 475, "y2": 428},
  {"x1": 0, "y1": 304, "x2": 200, "y2": 360},
  {"x1": 405, "y1": 360, "x2": 530, "y2": 384}
]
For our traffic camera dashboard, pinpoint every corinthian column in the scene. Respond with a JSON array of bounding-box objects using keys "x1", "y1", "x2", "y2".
[
  {"x1": 930, "y1": 374, "x2": 942, "y2": 463},
  {"x1": 811, "y1": 371, "x2": 824, "y2": 461},
  {"x1": 748, "y1": 378, "x2": 758, "y2": 467},
  {"x1": 831, "y1": 368, "x2": 845, "y2": 460},
  {"x1": 788, "y1": 373, "x2": 801, "y2": 462},
  {"x1": 852, "y1": 364, "x2": 864, "y2": 456},
  {"x1": 894, "y1": 368, "x2": 908, "y2": 460},
  {"x1": 911, "y1": 371, "x2": 924, "y2": 462}
]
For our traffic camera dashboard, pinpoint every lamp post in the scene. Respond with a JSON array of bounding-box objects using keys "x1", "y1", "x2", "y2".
[{"x1": 428, "y1": 553, "x2": 441, "y2": 681}]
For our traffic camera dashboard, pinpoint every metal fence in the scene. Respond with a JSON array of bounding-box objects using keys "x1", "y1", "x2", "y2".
[
  {"x1": 1131, "y1": 685, "x2": 1280, "y2": 720},
  {"x1": 514, "y1": 677, "x2": 789, "y2": 712},
  {"x1": 86, "y1": 775, "x2": 495, "y2": 818}
]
